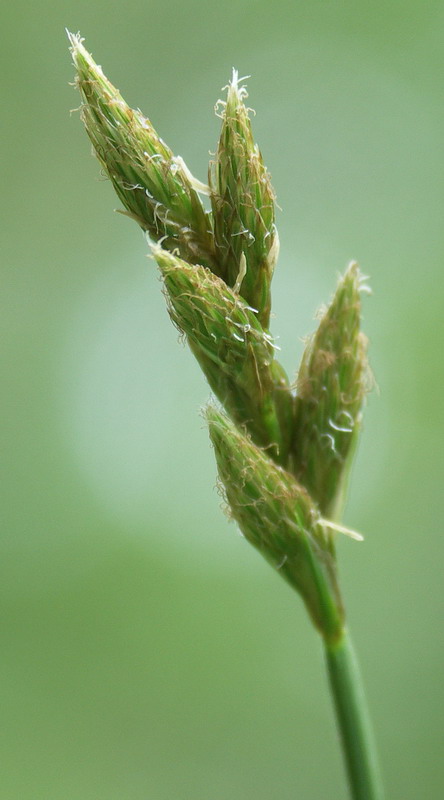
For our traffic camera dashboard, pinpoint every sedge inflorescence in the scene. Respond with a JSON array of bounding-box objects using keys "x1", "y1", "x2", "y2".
[{"x1": 69, "y1": 33, "x2": 369, "y2": 643}]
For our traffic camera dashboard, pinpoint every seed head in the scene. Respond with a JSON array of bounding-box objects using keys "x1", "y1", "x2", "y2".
[
  {"x1": 207, "y1": 406, "x2": 344, "y2": 640},
  {"x1": 68, "y1": 32, "x2": 217, "y2": 270},
  {"x1": 209, "y1": 71, "x2": 278, "y2": 329},
  {"x1": 293, "y1": 263, "x2": 369, "y2": 518},
  {"x1": 69, "y1": 36, "x2": 370, "y2": 638}
]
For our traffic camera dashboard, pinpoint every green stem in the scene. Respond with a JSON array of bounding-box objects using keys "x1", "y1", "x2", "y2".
[{"x1": 325, "y1": 629, "x2": 385, "y2": 800}]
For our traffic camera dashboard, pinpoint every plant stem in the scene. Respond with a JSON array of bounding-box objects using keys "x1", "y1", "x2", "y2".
[{"x1": 325, "y1": 629, "x2": 385, "y2": 800}]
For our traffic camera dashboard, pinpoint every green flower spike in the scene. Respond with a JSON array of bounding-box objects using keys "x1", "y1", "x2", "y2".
[
  {"x1": 207, "y1": 406, "x2": 348, "y2": 641},
  {"x1": 210, "y1": 71, "x2": 278, "y2": 329},
  {"x1": 293, "y1": 262, "x2": 369, "y2": 519},
  {"x1": 70, "y1": 35, "x2": 384, "y2": 800},
  {"x1": 68, "y1": 32, "x2": 217, "y2": 271},
  {"x1": 154, "y1": 247, "x2": 294, "y2": 467}
]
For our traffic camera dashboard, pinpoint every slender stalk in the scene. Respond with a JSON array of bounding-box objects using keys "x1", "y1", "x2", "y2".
[{"x1": 325, "y1": 629, "x2": 384, "y2": 800}]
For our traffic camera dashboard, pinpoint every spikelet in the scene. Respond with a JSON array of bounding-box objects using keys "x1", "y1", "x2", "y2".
[
  {"x1": 293, "y1": 263, "x2": 369, "y2": 518},
  {"x1": 68, "y1": 33, "x2": 217, "y2": 271},
  {"x1": 207, "y1": 407, "x2": 344, "y2": 639},
  {"x1": 155, "y1": 248, "x2": 294, "y2": 467},
  {"x1": 209, "y1": 71, "x2": 278, "y2": 329}
]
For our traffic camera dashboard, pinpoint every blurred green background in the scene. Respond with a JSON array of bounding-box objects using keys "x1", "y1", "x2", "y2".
[{"x1": 2, "y1": 1, "x2": 444, "y2": 797}]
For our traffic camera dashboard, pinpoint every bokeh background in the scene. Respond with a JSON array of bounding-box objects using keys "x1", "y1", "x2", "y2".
[{"x1": 3, "y1": 1, "x2": 444, "y2": 797}]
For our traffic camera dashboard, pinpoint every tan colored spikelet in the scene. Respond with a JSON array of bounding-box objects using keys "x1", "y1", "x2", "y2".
[
  {"x1": 68, "y1": 33, "x2": 217, "y2": 271},
  {"x1": 207, "y1": 406, "x2": 344, "y2": 640},
  {"x1": 293, "y1": 262, "x2": 369, "y2": 518},
  {"x1": 209, "y1": 71, "x2": 278, "y2": 329},
  {"x1": 154, "y1": 247, "x2": 294, "y2": 467}
]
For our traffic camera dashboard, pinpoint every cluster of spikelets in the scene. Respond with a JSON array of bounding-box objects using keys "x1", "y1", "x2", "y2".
[{"x1": 69, "y1": 33, "x2": 369, "y2": 645}]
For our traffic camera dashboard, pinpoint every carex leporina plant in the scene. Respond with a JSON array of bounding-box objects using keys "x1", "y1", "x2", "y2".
[{"x1": 68, "y1": 32, "x2": 385, "y2": 800}]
